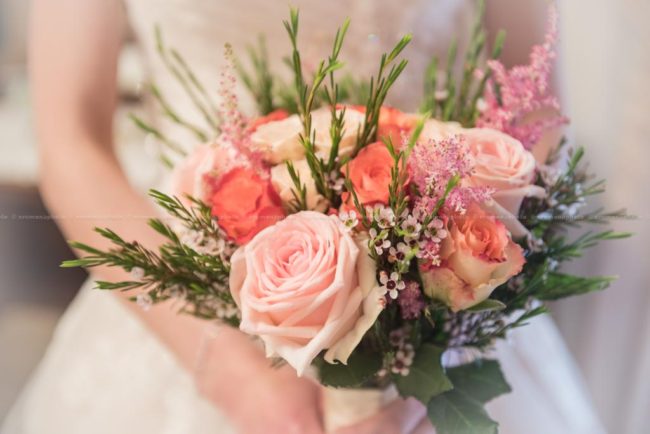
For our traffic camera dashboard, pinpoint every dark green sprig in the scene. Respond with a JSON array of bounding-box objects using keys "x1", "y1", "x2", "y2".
[
  {"x1": 149, "y1": 83, "x2": 209, "y2": 142},
  {"x1": 155, "y1": 26, "x2": 220, "y2": 134},
  {"x1": 62, "y1": 191, "x2": 237, "y2": 322},
  {"x1": 283, "y1": 9, "x2": 348, "y2": 205},
  {"x1": 354, "y1": 35, "x2": 412, "y2": 154},
  {"x1": 419, "y1": 0, "x2": 506, "y2": 126},
  {"x1": 285, "y1": 160, "x2": 308, "y2": 212},
  {"x1": 128, "y1": 113, "x2": 186, "y2": 159},
  {"x1": 236, "y1": 35, "x2": 276, "y2": 115}
]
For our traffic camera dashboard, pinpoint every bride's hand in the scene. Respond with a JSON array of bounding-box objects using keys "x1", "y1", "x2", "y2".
[
  {"x1": 194, "y1": 327, "x2": 324, "y2": 434},
  {"x1": 333, "y1": 397, "x2": 435, "y2": 434}
]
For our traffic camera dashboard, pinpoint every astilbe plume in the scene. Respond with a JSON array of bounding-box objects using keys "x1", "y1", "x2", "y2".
[
  {"x1": 215, "y1": 43, "x2": 266, "y2": 174},
  {"x1": 477, "y1": 6, "x2": 568, "y2": 149},
  {"x1": 408, "y1": 135, "x2": 492, "y2": 216}
]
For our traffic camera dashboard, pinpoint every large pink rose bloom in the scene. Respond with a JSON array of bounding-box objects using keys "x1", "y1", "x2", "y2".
[
  {"x1": 420, "y1": 205, "x2": 525, "y2": 312},
  {"x1": 229, "y1": 211, "x2": 383, "y2": 375},
  {"x1": 463, "y1": 128, "x2": 546, "y2": 237}
]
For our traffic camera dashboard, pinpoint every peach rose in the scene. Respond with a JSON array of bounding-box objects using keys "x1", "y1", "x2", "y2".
[
  {"x1": 270, "y1": 159, "x2": 328, "y2": 211},
  {"x1": 209, "y1": 167, "x2": 285, "y2": 245},
  {"x1": 420, "y1": 205, "x2": 525, "y2": 311},
  {"x1": 420, "y1": 119, "x2": 463, "y2": 142},
  {"x1": 313, "y1": 107, "x2": 366, "y2": 158},
  {"x1": 250, "y1": 114, "x2": 304, "y2": 164},
  {"x1": 342, "y1": 141, "x2": 393, "y2": 206},
  {"x1": 250, "y1": 108, "x2": 365, "y2": 164},
  {"x1": 463, "y1": 128, "x2": 546, "y2": 237},
  {"x1": 229, "y1": 211, "x2": 383, "y2": 375}
]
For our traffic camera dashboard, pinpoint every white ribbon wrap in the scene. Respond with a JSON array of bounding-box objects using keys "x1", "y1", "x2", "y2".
[{"x1": 322, "y1": 385, "x2": 399, "y2": 432}]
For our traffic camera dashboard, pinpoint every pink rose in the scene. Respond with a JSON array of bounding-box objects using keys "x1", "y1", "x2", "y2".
[
  {"x1": 462, "y1": 128, "x2": 546, "y2": 237},
  {"x1": 420, "y1": 205, "x2": 525, "y2": 311},
  {"x1": 209, "y1": 167, "x2": 285, "y2": 245},
  {"x1": 171, "y1": 144, "x2": 224, "y2": 202},
  {"x1": 341, "y1": 141, "x2": 393, "y2": 207},
  {"x1": 229, "y1": 211, "x2": 383, "y2": 375}
]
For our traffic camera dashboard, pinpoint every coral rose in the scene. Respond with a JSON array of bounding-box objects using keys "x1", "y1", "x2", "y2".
[
  {"x1": 209, "y1": 167, "x2": 285, "y2": 245},
  {"x1": 377, "y1": 106, "x2": 418, "y2": 145},
  {"x1": 420, "y1": 205, "x2": 525, "y2": 311},
  {"x1": 229, "y1": 211, "x2": 383, "y2": 375},
  {"x1": 462, "y1": 128, "x2": 546, "y2": 237},
  {"x1": 248, "y1": 109, "x2": 290, "y2": 132},
  {"x1": 342, "y1": 141, "x2": 393, "y2": 206}
]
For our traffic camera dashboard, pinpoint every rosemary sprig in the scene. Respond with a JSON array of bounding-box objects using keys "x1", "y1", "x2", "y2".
[
  {"x1": 155, "y1": 26, "x2": 220, "y2": 135},
  {"x1": 354, "y1": 35, "x2": 412, "y2": 154},
  {"x1": 236, "y1": 35, "x2": 276, "y2": 115},
  {"x1": 283, "y1": 9, "x2": 347, "y2": 205}
]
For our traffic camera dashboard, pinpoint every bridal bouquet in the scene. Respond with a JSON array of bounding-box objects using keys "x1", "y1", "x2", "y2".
[{"x1": 65, "y1": 4, "x2": 628, "y2": 433}]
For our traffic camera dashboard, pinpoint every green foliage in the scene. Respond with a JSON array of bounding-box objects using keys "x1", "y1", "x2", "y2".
[
  {"x1": 354, "y1": 35, "x2": 412, "y2": 153},
  {"x1": 536, "y1": 272, "x2": 616, "y2": 301},
  {"x1": 155, "y1": 26, "x2": 220, "y2": 135},
  {"x1": 62, "y1": 190, "x2": 237, "y2": 322},
  {"x1": 283, "y1": 9, "x2": 347, "y2": 207},
  {"x1": 236, "y1": 36, "x2": 276, "y2": 115},
  {"x1": 428, "y1": 360, "x2": 511, "y2": 434},
  {"x1": 394, "y1": 344, "x2": 453, "y2": 404},
  {"x1": 466, "y1": 299, "x2": 506, "y2": 313},
  {"x1": 316, "y1": 351, "x2": 383, "y2": 388},
  {"x1": 420, "y1": 0, "x2": 505, "y2": 126}
]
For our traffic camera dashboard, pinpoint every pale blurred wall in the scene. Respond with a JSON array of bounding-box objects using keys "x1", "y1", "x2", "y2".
[{"x1": 555, "y1": 1, "x2": 650, "y2": 433}]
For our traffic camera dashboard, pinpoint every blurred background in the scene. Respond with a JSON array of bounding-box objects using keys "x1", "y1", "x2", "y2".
[{"x1": 0, "y1": 0, "x2": 647, "y2": 433}]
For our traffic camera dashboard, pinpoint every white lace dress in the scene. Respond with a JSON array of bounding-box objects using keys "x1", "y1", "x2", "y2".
[{"x1": 2, "y1": 1, "x2": 606, "y2": 433}]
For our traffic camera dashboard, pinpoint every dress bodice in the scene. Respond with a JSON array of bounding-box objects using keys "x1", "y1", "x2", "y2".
[{"x1": 123, "y1": 0, "x2": 475, "y2": 147}]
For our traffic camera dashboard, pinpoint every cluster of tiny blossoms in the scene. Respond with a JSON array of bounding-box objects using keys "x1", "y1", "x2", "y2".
[
  {"x1": 378, "y1": 325, "x2": 416, "y2": 377},
  {"x1": 341, "y1": 204, "x2": 440, "y2": 319},
  {"x1": 408, "y1": 136, "x2": 492, "y2": 216},
  {"x1": 477, "y1": 6, "x2": 568, "y2": 149}
]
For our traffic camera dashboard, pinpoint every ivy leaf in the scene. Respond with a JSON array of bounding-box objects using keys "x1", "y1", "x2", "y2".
[
  {"x1": 316, "y1": 351, "x2": 382, "y2": 388},
  {"x1": 395, "y1": 344, "x2": 453, "y2": 404},
  {"x1": 466, "y1": 299, "x2": 506, "y2": 313},
  {"x1": 536, "y1": 272, "x2": 616, "y2": 301},
  {"x1": 428, "y1": 359, "x2": 511, "y2": 434}
]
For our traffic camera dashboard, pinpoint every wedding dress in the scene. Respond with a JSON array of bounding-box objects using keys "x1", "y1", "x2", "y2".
[{"x1": 2, "y1": 1, "x2": 607, "y2": 433}]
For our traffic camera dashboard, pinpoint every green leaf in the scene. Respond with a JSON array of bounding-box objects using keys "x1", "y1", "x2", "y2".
[
  {"x1": 395, "y1": 344, "x2": 453, "y2": 404},
  {"x1": 428, "y1": 360, "x2": 511, "y2": 434},
  {"x1": 466, "y1": 299, "x2": 506, "y2": 313},
  {"x1": 428, "y1": 392, "x2": 498, "y2": 434},
  {"x1": 445, "y1": 360, "x2": 511, "y2": 403},
  {"x1": 536, "y1": 272, "x2": 616, "y2": 301},
  {"x1": 316, "y1": 351, "x2": 382, "y2": 388}
]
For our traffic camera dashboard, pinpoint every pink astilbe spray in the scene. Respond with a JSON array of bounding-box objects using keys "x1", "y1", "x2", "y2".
[
  {"x1": 477, "y1": 6, "x2": 568, "y2": 149},
  {"x1": 408, "y1": 135, "x2": 492, "y2": 216},
  {"x1": 216, "y1": 43, "x2": 266, "y2": 174}
]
